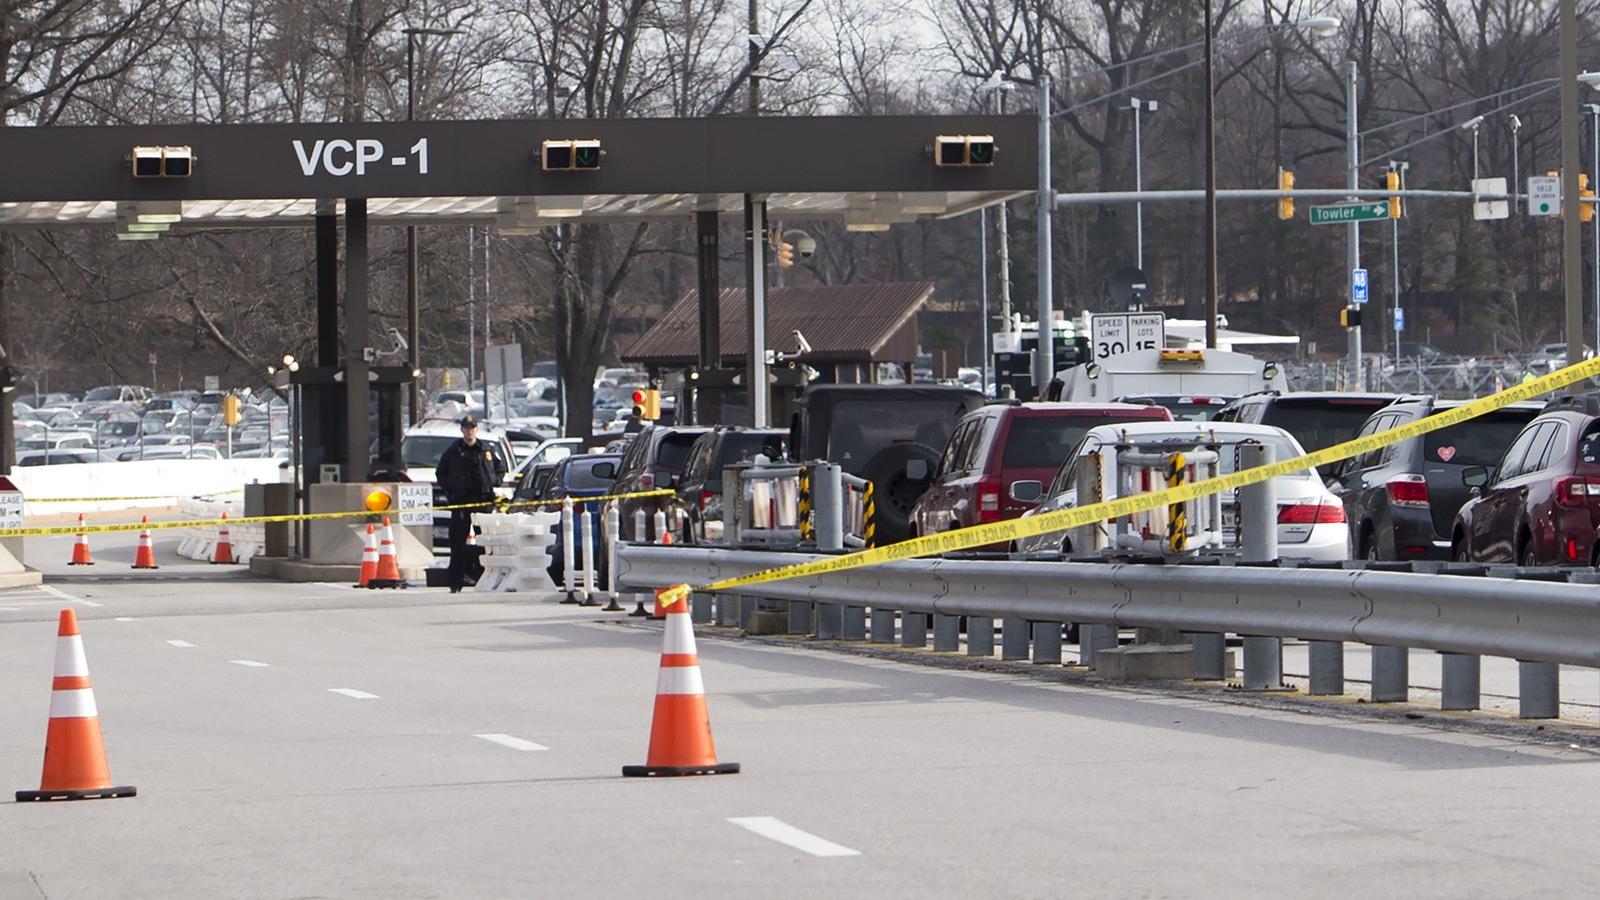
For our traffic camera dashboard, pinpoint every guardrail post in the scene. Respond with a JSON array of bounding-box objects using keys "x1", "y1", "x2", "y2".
[
  {"x1": 1370, "y1": 646, "x2": 1408, "y2": 702},
  {"x1": 813, "y1": 463, "x2": 844, "y2": 639},
  {"x1": 1439, "y1": 653, "x2": 1480, "y2": 711},
  {"x1": 870, "y1": 607, "x2": 895, "y2": 643},
  {"x1": 933, "y1": 614, "x2": 959, "y2": 651},
  {"x1": 1001, "y1": 618, "x2": 1029, "y2": 660},
  {"x1": 967, "y1": 616, "x2": 994, "y2": 657},
  {"x1": 1032, "y1": 622, "x2": 1062, "y2": 664},
  {"x1": 842, "y1": 606, "x2": 867, "y2": 640},
  {"x1": 788, "y1": 600, "x2": 814, "y2": 635},
  {"x1": 1191, "y1": 633, "x2": 1227, "y2": 680},
  {"x1": 691, "y1": 591, "x2": 713, "y2": 624},
  {"x1": 1518, "y1": 661, "x2": 1559, "y2": 719},
  {"x1": 901, "y1": 612, "x2": 927, "y2": 648},
  {"x1": 1240, "y1": 637, "x2": 1282, "y2": 690},
  {"x1": 1307, "y1": 642, "x2": 1345, "y2": 695},
  {"x1": 715, "y1": 592, "x2": 739, "y2": 627},
  {"x1": 1237, "y1": 444, "x2": 1282, "y2": 689},
  {"x1": 739, "y1": 595, "x2": 756, "y2": 630},
  {"x1": 1080, "y1": 624, "x2": 1118, "y2": 667}
]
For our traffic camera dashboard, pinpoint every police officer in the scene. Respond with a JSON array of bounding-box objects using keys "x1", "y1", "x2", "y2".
[{"x1": 435, "y1": 415, "x2": 505, "y2": 593}]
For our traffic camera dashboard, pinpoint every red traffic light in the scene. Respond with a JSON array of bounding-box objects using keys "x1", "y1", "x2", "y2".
[{"x1": 632, "y1": 389, "x2": 646, "y2": 405}]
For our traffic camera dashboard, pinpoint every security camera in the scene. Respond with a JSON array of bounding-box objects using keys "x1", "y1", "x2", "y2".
[
  {"x1": 782, "y1": 228, "x2": 816, "y2": 259},
  {"x1": 791, "y1": 329, "x2": 813, "y2": 355},
  {"x1": 1459, "y1": 115, "x2": 1485, "y2": 131},
  {"x1": 1508, "y1": 114, "x2": 1522, "y2": 131}
]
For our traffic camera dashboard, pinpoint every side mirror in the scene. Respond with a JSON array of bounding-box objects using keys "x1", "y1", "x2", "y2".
[
  {"x1": 592, "y1": 461, "x2": 618, "y2": 480},
  {"x1": 1010, "y1": 480, "x2": 1044, "y2": 503},
  {"x1": 1461, "y1": 466, "x2": 1489, "y2": 489}
]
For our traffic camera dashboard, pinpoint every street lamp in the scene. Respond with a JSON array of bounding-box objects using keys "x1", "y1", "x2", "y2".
[
  {"x1": 402, "y1": 25, "x2": 462, "y2": 426},
  {"x1": 1508, "y1": 113, "x2": 1522, "y2": 214},
  {"x1": 1112, "y1": 96, "x2": 1158, "y2": 270},
  {"x1": 1459, "y1": 115, "x2": 1485, "y2": 181}
]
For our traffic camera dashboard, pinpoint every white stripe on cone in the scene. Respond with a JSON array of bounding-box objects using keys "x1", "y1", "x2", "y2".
[
  {"x1": 662, "y1": 607, "x2": 697, "y2": 655},
  {"x1": 53, "y1": 635, "x2": 89, "y2": 678},
  {"x1": 49, "y1": 687, "x2": 98, "y2": 719},
  {"x1": 655, "y1": 666, "x2": 706, "y2": 696}
]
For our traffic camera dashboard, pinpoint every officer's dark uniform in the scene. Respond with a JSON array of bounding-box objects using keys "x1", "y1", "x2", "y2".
[{"x1": 435, "y1": 416, "x2": 505, "y2": 592}]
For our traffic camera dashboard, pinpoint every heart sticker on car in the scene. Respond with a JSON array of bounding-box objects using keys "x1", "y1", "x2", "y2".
[{"x1": 1437, "y1": 446, "x2": 1457, "y2": 462}]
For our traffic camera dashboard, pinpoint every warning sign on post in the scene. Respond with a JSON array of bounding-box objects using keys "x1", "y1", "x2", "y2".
[
  {"x1": 1089, "y1": 313, "x2": 1166, "y2": 361},
  {"x1": 0, "y1": 490, "x2": 23, "y2": 528},
  {"x1": 397, "y1": 484, "x2": 433, "y2": 526}
]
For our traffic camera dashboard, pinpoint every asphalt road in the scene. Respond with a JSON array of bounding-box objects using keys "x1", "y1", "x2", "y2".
[{"x1": 2, "y1": 532, "x2": 1599, "y2": 897}]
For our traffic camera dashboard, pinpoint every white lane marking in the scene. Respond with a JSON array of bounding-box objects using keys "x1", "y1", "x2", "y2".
[
  {"x1": 0, "y1": 607, "x2": 17, "y2": 611},
  {"x1": 41, "y1": 584, "x2": 102, "y2": 608},
  {"x1": 327, "y1": 688, "x2": 378, "y2": 699},
  {"x1": 229, "y1": 659, "x2": 271, "y2": 668},
  {"x1": 114, "y1": 617, "x2": 137, "y2": 622},
  {"x1": 474, "y1": 733, "x2": 548, "y2": 752},
  {"x1": 166, "y1": 639, "x2": 195, "y2": 648},
  {"x1": 727, "y1": 817, "x2": 861, "y2": 858}
]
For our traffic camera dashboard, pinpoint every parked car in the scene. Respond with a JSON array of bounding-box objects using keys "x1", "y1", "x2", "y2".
[
  {"x1": 788, "y1": 384, "x2": 984, "y2": 544},
  {"x1": 16, "y1": 449, "x2": 99, "y2": 466},
  {"x1": 606, "y1": 425, "x2": 711, "y2": 541},
  {"x1": 1330, "y1": 396, "x2": 1542, "y2": 561},
  {"x1": 1452, "y1": 395, "x2": 1600, "y2": 566},
  {"x1": 1215, "y1": 391, "x2": 1401, "y2": 476},
  {"x1": 910, "y1": 402, "x2": 1172, "y2": 542},
  {"x1": 668, "y1": 427, "x2": 789, "y2": 544},
  {"x1": 1014, "y1": 421, "x2": 1349, "y2": 561},
  {"x1": 537, "y1": 453, "x2": 623, "y2": 586}
]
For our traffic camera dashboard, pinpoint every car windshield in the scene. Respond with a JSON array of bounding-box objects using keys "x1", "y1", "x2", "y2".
[
  {"x1": 715, "y1": 433, "x2": 788, "y2": 469},
  {"x1": 1422, "y1": 410, "x2": 1537, "y2": 468},
  {"x1": 102, "y1": 422, "x2": 138, "y2": 436},
  {"x1": 402, "y1": 435, "x2": 457, "y2": 468},
  {"x1": 654, "y1": 433, "x2": 702, "y2": 473},
  {"x1": 827, "y1": 400, "x2": 965, "y2": 464},
  {"x1": 1002, "y1": 416, "x2": 1154, "y2": 469},
  {"x1": 566, "y1": 459, "x2": 618, "y2": 490},
  {"x1": 1262, "y1": 399, "x2": 1394, "y2": 454}
]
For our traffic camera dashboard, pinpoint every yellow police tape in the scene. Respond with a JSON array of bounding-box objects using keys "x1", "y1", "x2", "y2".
[
  {"x1": 656, "y1": 354, "x2": 1600, "y2": 609},
  {"x1": 0, "y1": 489, "x2": 677, "y2": 538}
]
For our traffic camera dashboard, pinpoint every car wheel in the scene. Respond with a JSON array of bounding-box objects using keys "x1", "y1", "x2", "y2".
[
  {"x1": 1521, "y1": 544, "x2": 1538, "y2": 568},
  {"x1": 1453, "y1": 541, "x2": 1470, "y2": 563},
  {"x1": 1361, "y1": 530, "x2": 1379, "y2": 562},
  {"x1": 1059, "y1": 536, "x2": 1074, "y2": 560}
]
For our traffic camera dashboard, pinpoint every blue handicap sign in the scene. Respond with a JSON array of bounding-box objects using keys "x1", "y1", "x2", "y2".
[
  {"x1": 1394, "y1": 306, "x2": 1405, "y2": 332},
  {"x1": 1352, "y1": 268, "x2": 1369, "y2": 305}
]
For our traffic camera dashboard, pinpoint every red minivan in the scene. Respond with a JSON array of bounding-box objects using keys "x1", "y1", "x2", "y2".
[{"x1": 910, "y1": 401, "x2": 1173, "y2": 539}]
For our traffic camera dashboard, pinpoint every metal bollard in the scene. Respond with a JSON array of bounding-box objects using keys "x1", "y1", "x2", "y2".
[
  {"x1": 1191, "y1": 633, "x2": 1227, "y2": 680},
  {"x1": 1080, "y1": 624, "x2": 1118, "y2": 667},
  {"x1": 842, "y1": 606, "x2": 867, "y2": 641},
  {"x1": 1307, "y1": 641, "x2": 1345, "y2": 695},
  {"x1": 1001, "y1": 617, "x2": 1030, "y2": 660},
  {"x1": 816, "y1": 603, "x2": 842, "y2": 639},
  {"x1": 739, "y1": 595, "x2": 756, "y2": 630},
  {"x1": 1240, "y1": 636, "x2": 1282, "y2": 690},
  {"x1": 869, "y1": 607, "x2": 896, "y2": 643},
  {"x1": 1238, "y1": 443, "x2": 1278, "y2": 563},
  {"x1": 578, "y1": 508, "x2": 598, "y2": 606},
  {"x1": 1370, "y1": 645, "x2": 1409, "y2": 702},
  {"x1": 560, "y1": 497, "x2": 577, "y2": 604},
  {"x1": 1439, "y1": 653, "x2": 1480, "y2": 711},
  {"x1": 900, "y1": 612, "x2": 927, "y2": 648},
  {"x1": 967, "y1": 616, "x2": 994, "y2": 657},
  {"x1": 1032, "y1": 622, "x2": 1063, "y2": 664},
  {"x1": 812, "y1": 464, "x2": 845, "y2": 638},
  {"x1": 602, "y1": 506, "x2": 623, "y2": 611},
  {"x1": 932, "y1": 614, "x2": 959, "y2": 652},
  {"x1": 1518, "y1": 661, "x2": 1559, "y2": 719}
]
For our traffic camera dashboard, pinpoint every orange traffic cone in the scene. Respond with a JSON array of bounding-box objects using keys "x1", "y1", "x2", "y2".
[
  {"x1": 623, "y1": 588, "x2": 738, "y2": 778},
  {"x1": 354, "y1": 524, "x2": 378, "y2": 588},
  {"x1": 131, "y1": 516, "x2": 158, "y2": 570},
  {"x1": 68, "y1": 515, "x2": 94, "y2": 566},
  {"x1": 210, "y1": 512, "x2": 236, "y2": 565},
  {"x1": 367, "y1": 517, "x2": 405, "y2": 589},
  {"x1": 16, "y1": 610, "x2": 136, "y2": 801}
]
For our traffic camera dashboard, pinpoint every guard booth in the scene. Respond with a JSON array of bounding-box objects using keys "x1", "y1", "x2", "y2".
[{"x1": 290, "y1": 366, "x2": 410, "y2": 488}]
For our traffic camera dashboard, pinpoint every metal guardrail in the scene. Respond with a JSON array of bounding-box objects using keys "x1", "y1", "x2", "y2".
[{"x1": 617, "y1": 544, "x2": 1600, "y2": 716}]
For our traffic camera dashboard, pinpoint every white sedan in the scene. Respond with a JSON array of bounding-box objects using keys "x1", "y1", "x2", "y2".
[{"x1": 1014, "y1": 420, "x2": 1350, "y2": 562}]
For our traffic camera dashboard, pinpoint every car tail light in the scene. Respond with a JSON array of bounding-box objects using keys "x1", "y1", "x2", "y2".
[
  {"x1": 1385, "y1": 475, "x2": 1429, "y2": 509},
  {"x1": 1567, "y1": 538, "x2": 1581, "y2": 561},
  {"x1": 1277, "y1": 502, "x2": 1345, "y2": 524},
  {"x1": 1554, "y1": 476, "x2": 1600, "y2": 508},
  {"x1": 977, "y1": 476, "x2": 1001, "y2": 523},
  {"x1": 699, "y1": 490, "x2": 714, "y2": 511}
]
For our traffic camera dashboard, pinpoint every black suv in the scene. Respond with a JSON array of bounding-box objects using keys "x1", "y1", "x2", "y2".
[
  {"x1": 668, "y1": 427, "x2": 789, "y2": 544},
  {"x1": 1328, "y1": 395, "x2": 1542, "y2": 560},
  {"x1": 1215, "y1": 391, "x2": 1400, "y2": 477},
  {"x1": 605, "y1": 424, "x2": 710, "y2": 541}
]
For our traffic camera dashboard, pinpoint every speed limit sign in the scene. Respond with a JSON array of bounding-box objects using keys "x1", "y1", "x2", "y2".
[{"x1": 1089, "y1": 313, "x2": 1166, "y2": 361}]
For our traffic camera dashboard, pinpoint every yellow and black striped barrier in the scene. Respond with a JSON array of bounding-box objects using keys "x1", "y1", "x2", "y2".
[{"x1": 658, "y1": 354, "x2": 1600, "y2": 609}]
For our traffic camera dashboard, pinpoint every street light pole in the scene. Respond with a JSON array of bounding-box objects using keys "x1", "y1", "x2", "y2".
[
  {"x1": 1203, "y1": 2, "x2": 1219, "y2": 349},
  {"x1": 1590, "y1": 104, "x2": 1599, "y2": 357},
  {"x1": 1133, "y1": 98, "x2": 1145, "y2": 270},
  {"x1": 1346, "y1": 59, "x2": 1362, "y2": 390},
  {"x1": 1562, "y1": 0, "x2": 1584, "y2": 368},
  {"x1": 1035, "y1": 72, "x2": 1055, "y2": 394},
  {"x1": 979, "y1": 206, "x2": 990, "y2": 395},
  {"x1": 402, "y1": 26, "x2": 460, "y2": 425}
]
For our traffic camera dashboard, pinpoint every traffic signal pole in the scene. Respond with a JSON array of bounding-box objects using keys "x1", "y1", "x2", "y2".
[
  {"x1": 1347, "y1": 60, "x2": 1363, "y2": 391},
  {"x1": 1561, "y1": 0, "x2": 1584, "y2": 369},
  {"x1": 1034, "y1": 73, "x2": 1054, "y2": 395}
]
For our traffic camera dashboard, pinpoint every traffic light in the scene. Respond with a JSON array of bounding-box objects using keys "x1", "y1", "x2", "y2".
[
  {"x1": 1340, "y1": 306, "x2": 1362, "y2": 330},
  {"x1": 1277, "y1": 168, "x2": 1294, "y2": 220},
  {"x1": 934, "y1": 135, "x2": 996, "y2": 167},
  {"x1": 775, "y1": 239, "x2": 795, "y2": 268},
  {"x1": 630, "y1": 389, "x2": 662, "y2": 420},
  {"x1": 222, "y1": 394, "x2": 241, "y2": 426},
  {"x1": 540, "y1": 139, "x2": 602, "y2": 171},
  {"x1": 1583, "y1": 174, "x2": 1596, "y2": 224},
  {"x1": 1386, "y1": 169, "x2": 1402, "y2": 219}
]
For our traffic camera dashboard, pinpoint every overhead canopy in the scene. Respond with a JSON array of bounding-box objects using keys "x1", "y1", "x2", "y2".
[
  {"x1": 0, "y1": 115, "x2": 1035, "y2": 230},
  {"x1": 623, "y1": 281, "x2": 935, "y2": 367}
]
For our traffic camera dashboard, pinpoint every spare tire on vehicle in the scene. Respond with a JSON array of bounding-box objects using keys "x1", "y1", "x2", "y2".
[{"x1": 860, "y1": 442, "x2": 941, "y2": 545}]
